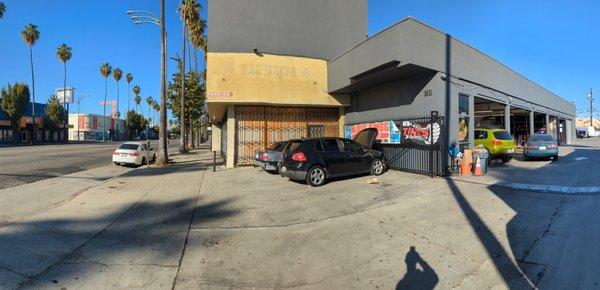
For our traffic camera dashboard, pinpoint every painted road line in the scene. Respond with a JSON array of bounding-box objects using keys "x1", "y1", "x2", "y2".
[{"x1": 496, "y1": 182, "x2": 600, "y2": 195}]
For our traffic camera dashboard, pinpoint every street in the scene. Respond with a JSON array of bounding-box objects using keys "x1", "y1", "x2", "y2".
[
  {"x1": 1, "y1": 139, "x2": 600, "y2": 289},
  {"x1": 0, "y1": 140, "x2": 178, "y2": 190}
]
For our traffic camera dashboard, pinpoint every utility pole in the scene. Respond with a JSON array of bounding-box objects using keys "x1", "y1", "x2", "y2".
[{"x1": 588, "y1": 88, "x2": 594, "y2": 127}]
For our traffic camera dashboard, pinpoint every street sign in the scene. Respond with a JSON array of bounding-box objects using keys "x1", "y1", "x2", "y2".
[{"x1": 56, "y1": 87, "x2": 75, "y2": 104}]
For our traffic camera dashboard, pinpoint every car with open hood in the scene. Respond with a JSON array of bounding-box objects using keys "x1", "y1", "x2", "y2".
[{"x1": 278, "y1": 128, "x2": 385, "y2": 186}]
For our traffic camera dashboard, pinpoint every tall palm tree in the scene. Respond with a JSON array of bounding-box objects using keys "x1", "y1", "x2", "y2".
[
  {"x1": 125, "y1": 73, "x2": 133, "y2": 114},
  {"x1": 56, "y1": 43, "x2": 72, "y2": 138},
  {"x1": 0, "y1": 2, "x2": 6, "y2": 19},
  {"x1": 177, "y1": 0, "x2": 200, "y2": 153},
  {"x1": 99, "y1": 63, "x2": 112, "y2": 142},
  {"x1": 189, "y1": 18, "x2": 206, "y2": 72},
  {"x1": 21, "y1": 23, "x2": 40, "y2": 143},
  {"x1": 133, "y1": 85, "x2": 141, "y2": 113},
  {"x1": 145, "y1": 96, "x2": 153, "y2": 125},
  {"x1": 112, "y1": 68, "x2": 122, "y2": 139},
  {"x1": 158, "y1": 0, "x2": 169, "y2": 165}
]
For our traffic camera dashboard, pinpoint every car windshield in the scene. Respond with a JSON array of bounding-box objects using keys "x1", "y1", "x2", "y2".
[
  {"x1": 530, "y1": 134, "x2": 555, "y2": 142},
  {"x1": 119, "y1": 144, "x2": 140, "y2": 150},
  {"x1": 493, "y1": 131, "x2": 513, "y2": 140}
]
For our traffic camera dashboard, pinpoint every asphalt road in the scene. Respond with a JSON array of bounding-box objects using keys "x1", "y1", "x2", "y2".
[{"x1": 0, "y1": 140, "x2": 179, "y2": 190}]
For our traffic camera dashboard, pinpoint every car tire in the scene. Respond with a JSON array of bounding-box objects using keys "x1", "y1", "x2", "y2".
[
  {"x1": 370, "y1": 159, "x2": 385, "y2": 175},
  {"x1": 501, "y1": 156, "x2": 511, "y2": 163},
  {"x1": 306, "y1": 166, "x2": 326, "y2": 187},
  {"x1": 552, "y1": 155, "x2": 559, "y2": 161},
  {"x1": 524, "y1": 155, "x2": 530, "y2": 161},
  {"x1": 114, "y1": 162, "x2": 120, "y2": 166}
]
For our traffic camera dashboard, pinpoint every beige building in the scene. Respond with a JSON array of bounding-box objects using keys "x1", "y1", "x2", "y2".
[{"x1": 68, "y1": 113, "x2": 126, "y2": 141}]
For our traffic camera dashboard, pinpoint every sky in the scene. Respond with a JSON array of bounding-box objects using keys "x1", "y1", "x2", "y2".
[{"x1": 0, "y1": 0, "x2": 598, "y2": 118}]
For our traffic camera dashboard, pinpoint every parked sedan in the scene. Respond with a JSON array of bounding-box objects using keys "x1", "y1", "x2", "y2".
[
  {"x1": 112, "y1": 141, "x2": 156, "y2": 166},
  {"x1": 279, "y1": 128, "x2": 385, "y2": 186},
  {"x1": 254, "y1": 141, "x2": 288, "y2": 173},
  {"x1": 524, "y1": 134, "x2": 559, "y2": 161}
]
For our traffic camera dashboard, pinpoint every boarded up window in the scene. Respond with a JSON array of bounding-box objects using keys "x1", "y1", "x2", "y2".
[{"x1": 235, "y1": 105, "x2": 339, "y2": 165}]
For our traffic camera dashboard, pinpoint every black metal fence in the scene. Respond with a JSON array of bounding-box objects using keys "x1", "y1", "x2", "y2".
[{"x1": 380, "y1": 112, "x2": 447, "y2": 177}]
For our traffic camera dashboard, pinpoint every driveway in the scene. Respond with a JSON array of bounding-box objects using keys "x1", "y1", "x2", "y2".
[{"x1": 176, "y1": 139, "x2": 600, "y2": 289}]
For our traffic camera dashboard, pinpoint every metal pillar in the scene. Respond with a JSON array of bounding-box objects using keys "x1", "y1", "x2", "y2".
[
  {"x1": 504, "y1": 104, "x2": 511, "y2": 132},
  {"x1": 545, "y1": 114, "x2": 550, "y2": 134},
  {"x1": 529, "y1": 110, "x2": 535, "y2": 135}
]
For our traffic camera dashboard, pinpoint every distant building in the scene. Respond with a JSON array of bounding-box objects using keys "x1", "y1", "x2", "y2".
[
  {"x1": 0, "y1": 101, "x2": 68, "y2": 144},
  {"x1": 68, "y1": 113, "x2": 125, "y2": 141},
  {"x1": 576, "y1": 117, "x2": 600, "y2": 129}
]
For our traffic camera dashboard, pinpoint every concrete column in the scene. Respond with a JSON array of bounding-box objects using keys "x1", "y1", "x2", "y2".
[
  {"x1": 504, "y1": 104, "x2": 511, "y2": 132},
  {"x1": 545, "y1": 114, "x2": 550, "y2": 134},
  {"x1": 226, "y1": 105, "x2": 235, "y2": 168},
  {"x1": 338, "y1": 107, "x2": 346, "y2": 138},
  {"x1": 529, "y1": 110, "x2": 535, "y2": 135},
  {"x1": 211, "y1": 123, "x2": 221, "y2": 156}
]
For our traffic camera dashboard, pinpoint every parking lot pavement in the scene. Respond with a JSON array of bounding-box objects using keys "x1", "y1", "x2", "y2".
[
  {"x1": 451, "y1": 138, "x2": 600, "y2": 192},
  {"x1": 175, "y1": 143, "x2": 600, "y2": 289}
]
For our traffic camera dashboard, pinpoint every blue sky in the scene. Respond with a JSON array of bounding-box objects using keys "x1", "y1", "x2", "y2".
[{"x1": 0, "y1": 0, "x2": 597, "y2": 118}]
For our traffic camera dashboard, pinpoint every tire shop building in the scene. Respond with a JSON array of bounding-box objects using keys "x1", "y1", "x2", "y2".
[{"x1": 208, "y1": 0, "x2": 576, "y2": 170}]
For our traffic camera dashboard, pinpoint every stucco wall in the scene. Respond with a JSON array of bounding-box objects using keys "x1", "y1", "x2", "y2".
[
  {"x1": 208, "y1": 0, "x2": 367, "y2": 61},
  {"x1": 207, "y1": 52, "x2": 350, "y2": 122},
  {"x1": 329, "y1": 18, "x2": 576, "y2": 118}
]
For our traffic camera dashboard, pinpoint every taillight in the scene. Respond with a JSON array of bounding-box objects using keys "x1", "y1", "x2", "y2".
[
  {"x1": 492, "y1": 140, "x2": 503, "y2": 146},
  {"x1": 113, "y1": 151, "x2": 119, "y2": 155},
  {"x1": 260, "y1": 153, "x2": 269, "y2": 161},
  {"x1": 130, "y1": 151, "x2": 139, "y2": 156},
  {"x1": 548, "y1": 144, "x2": 558, "y2": 149},
  {"x1": 291, "y1": 152, "x2": 307, "y2": 162},
  {"x1": 527, "y1": 145, "x2": 539, "y2": 149}
]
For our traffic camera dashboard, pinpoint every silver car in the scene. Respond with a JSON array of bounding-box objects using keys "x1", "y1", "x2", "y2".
[{"x1": 254, "y1": 141, "x2": 288, "y2": 173}]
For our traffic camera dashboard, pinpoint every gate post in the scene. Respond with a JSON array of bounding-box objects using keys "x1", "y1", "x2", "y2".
[{"x1": 429, "y1": 111, "x2": 438, "y2": 177}]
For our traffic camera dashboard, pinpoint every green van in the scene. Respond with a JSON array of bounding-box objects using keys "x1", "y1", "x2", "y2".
[{"x1": 474, "y1": 129, "x2": 517, "y2": 163}]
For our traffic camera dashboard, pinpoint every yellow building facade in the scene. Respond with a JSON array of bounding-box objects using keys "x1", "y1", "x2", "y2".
[{"x1": 207, "y1": 52, "x2": 350, "y2": 167}]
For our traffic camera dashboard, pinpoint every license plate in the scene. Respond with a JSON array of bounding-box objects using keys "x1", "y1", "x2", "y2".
[
  {"x1": 121, "y1": 153, "x2": 128, "y2": 157},
  {"x1": 280, "y1": 166, "x2": 286, "y2": 173},
  {"x1": 507, "y1": 149, "x2": 514, "y2": 153},
  {"x1": 539, "y1": 146, "x2": 546, "y2": 150}
]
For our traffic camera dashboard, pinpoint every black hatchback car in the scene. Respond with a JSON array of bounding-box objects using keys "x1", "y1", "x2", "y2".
[{"x1": 279, "y1": 128, "x2": 385, "y2": 186}]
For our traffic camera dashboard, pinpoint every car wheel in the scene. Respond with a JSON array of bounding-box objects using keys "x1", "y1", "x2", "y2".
[
  {"x1": 306, "y1": 166, "x2": 326, "y2": 187},
  {"x1": 370, "y1": 159, "x2": 385, "y2": 175},
  {"x1": 501, "y1": 156, "x2": 511, "y2": 163},
  {"x1": 114, "y1": 162, "x2": 120, "y2": 166},
  {"x1": 552, "y1": 155, "x2": 559, "y2": 161},
  {"x1": 524, "y1": 154, "x2": 530, "y2": 161}
]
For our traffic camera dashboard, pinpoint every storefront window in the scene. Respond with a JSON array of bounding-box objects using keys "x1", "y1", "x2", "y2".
[{"x1": 459, "y1": 94, "x2": 469, "y2": 115}]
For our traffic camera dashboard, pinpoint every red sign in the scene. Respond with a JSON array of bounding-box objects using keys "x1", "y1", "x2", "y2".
[{"x1": 208, "y1": 91, "x2": 234, "y2": 98}]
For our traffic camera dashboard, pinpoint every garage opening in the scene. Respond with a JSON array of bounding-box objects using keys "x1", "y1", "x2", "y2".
[
  {"x1": 533, "y1": 112, "x2": 546, "y2": 134},
  {"x1": 474, "y1": 97, "x2": 507, "y2": 130},
  {"x1": 509, "y1": 107, "x2": 530, "y2": 146}
]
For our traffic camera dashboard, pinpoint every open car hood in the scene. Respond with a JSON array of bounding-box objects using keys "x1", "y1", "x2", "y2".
[{"x1": 353, "y1": 128, "x2": 378, "y2": 148}]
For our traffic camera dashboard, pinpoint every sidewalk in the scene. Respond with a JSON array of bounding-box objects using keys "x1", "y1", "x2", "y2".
[{"x1": 0, "y1": 149, "x2": 214, "y2": 289}]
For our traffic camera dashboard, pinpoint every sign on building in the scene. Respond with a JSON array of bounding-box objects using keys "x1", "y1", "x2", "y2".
[{"x1": 345, "y1": 121, "x2": 401, "y2": 144}]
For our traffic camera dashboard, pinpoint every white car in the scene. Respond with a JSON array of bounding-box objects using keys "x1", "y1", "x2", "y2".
[{"x1": 112, "y1": 141, "x2": 156, "y2": 166}]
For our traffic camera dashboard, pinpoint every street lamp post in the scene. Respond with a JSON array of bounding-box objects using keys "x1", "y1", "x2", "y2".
[
  {"x1": 126, "y1": 2, "x2": 169, "y2": 166},
  {"x1": 76, "y1": 94, "x2": 89, "y2": 143}
]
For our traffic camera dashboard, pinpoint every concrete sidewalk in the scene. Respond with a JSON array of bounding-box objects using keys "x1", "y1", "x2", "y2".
[{"x1": 0, "y1": 149, "x2": 214, "y2": 289}]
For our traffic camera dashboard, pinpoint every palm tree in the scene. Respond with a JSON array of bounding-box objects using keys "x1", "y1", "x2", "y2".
[
  {"x1": 56, "y1": 43, "x2": 72, "y2": 139},
  {"x1": 125, "y1": 73, "x2": 133, "y2": 114},
  {"x1": 158, "y1": 0, "x2": 169, "y2": 165},
  {"x1": 0, "y1": 2, "x2": 6, "y2": 19},
  {"x1": 133, "y1": 85, "x2": 141, "y2": 113},
  {"x1": 189, "y1": 18, "x2": 206, "y2": 72},
  {"x1": 99, "y1": 63, "x2": 112, "y2": 142},
  {"x1": 112, "y1": 68, "x2": 123, "y2": 139},
  {"x1": 145, "y1": 96, "x2": 153, "y2": 126},
  {"x1": 21, "y1": 23, "x2": 40, "y2": 143}
]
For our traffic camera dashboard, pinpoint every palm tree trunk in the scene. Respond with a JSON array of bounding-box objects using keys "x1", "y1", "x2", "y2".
[
  {"x1": 116, "y1": 80, "x2": 120, "y2": 140},
  {"x1": 187, "y1": 38, "x2": 192, "y2": 72},
  {"x1": 63, "y1": 62, "x2": 67, "y2": 143},
  {"x1": 157, "y1": 0, "x2": 169, "y2": 165},
  {"x1": 194, "y1": 47, "x2": 198, "y2": 73},
  {"x1": 126, "y1": 83, "x2": 130, "y2": 139},
  {"x1": 29, "y1": 45, "x2": 36, "y2": 144},
  {"x1": 103, "y1": 78, "x2": 107, "y2": 142},
  {"x1": 179, "y1": 21, "x2": 188, "y2": 153}
]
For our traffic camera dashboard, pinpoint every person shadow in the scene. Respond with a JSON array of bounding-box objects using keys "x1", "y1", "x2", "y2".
[{"x1": 396, "y1": 246, "x2": 439, "y2": 290}]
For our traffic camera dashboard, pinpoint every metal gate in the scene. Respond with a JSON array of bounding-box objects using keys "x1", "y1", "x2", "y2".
[
  {"x1": 380, "y1": 112, "x2": 447, "y2": 177},
  {"x1": 236, "y1": 105, "x2": 339, "y2": 165}
]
